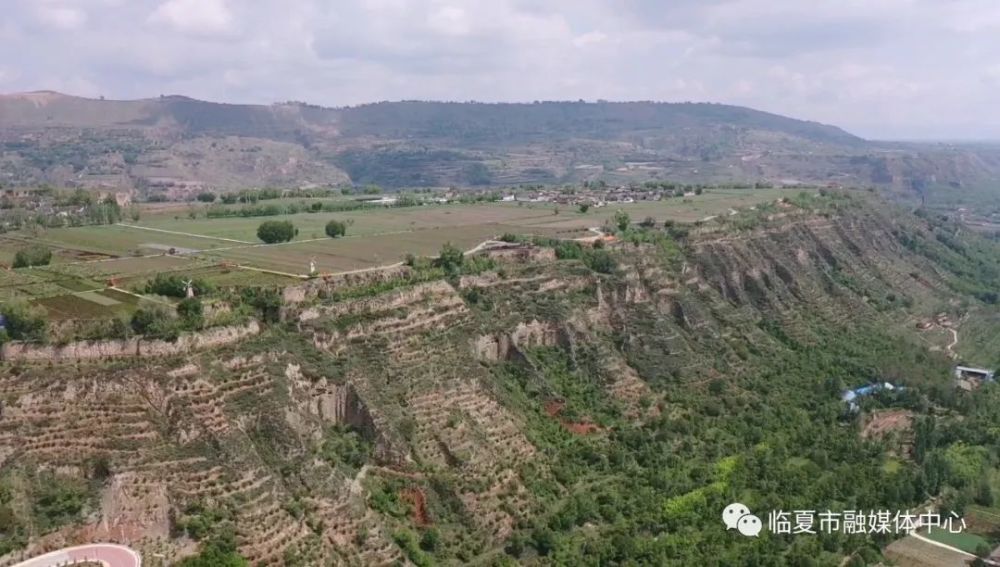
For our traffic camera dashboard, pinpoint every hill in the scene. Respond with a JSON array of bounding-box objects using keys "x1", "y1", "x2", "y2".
[
  {"x1": 1, "y1": 193, "x2": 1000, "y2": 564},
  {"x1": 1, "y1": 91, "x2": 998, "y2": 197}
]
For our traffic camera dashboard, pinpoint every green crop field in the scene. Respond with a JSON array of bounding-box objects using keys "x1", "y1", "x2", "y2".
[
  {"x1": 129, "y1": 203, "x2": 561, "y2": 242},
  {"x1": 921, "y1": 527, "x2": 993, "y2": 554},
  {"x1": 202, "y1": 223, "x2": 565, "y2": 274},
  {"x1": 3, "y1": 225, "x2": 235, "y2": 257}
]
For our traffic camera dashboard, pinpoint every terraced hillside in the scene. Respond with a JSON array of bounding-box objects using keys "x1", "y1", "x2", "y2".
[{"x1": 1, "y1": 192, "x2": 999, "y2": 565}]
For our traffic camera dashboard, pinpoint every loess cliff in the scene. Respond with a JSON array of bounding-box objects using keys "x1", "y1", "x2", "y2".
[{"x1": 0, "y1": 193, "x2": 997, "y2": 565}]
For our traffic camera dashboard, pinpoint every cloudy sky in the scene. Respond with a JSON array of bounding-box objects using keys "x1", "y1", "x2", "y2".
[{"x1": 2, "y1": 0, "x2": 998, "y2": 139}]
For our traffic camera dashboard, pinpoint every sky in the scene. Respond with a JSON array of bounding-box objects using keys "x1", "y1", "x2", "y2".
[{"x1": 2, "y1": 0, "x2": 999, "y2": 140}]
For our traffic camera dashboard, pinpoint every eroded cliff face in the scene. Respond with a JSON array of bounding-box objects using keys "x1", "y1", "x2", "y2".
[{"x1": 0, "y1": 202, "x2": 975, "y2": 564}]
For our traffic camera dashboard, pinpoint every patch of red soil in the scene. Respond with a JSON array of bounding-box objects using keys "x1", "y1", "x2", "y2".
[
  {"x1": 563, "y1": 422, "x2": 601, "y2": 435},
  {"x1": 400, "y1": 487, "x2": 431, "y2": 527},
  {"x1": 543, "y1": 400, "x2": 565, "y2": 417},
  {"x1": 544, "y1": 399, "x2": 601, "y2": 435}
]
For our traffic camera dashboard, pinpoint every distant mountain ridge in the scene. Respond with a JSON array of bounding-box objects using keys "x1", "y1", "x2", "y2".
[{"x1": 0, "y1": 90, "x2": 995, "y2": 196}]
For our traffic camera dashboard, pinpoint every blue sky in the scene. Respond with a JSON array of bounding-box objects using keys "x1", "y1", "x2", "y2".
[{"x1": 3, "y1": 0, "x2": 1000, "y2": 139}]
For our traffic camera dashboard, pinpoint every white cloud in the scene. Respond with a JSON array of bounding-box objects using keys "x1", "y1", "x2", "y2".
[
  {"x1": 34, "y1": 4, "x2": 88, "y2": 30},
  {"x1": 572, "y1": 31, "x2": 608, "y2": 48},
  {"x1": 148, "y1": 0, "x2": 233, "y2": 36},
  {"x1": 1, "y1": 0, "x2": 999, "y2": 138}
]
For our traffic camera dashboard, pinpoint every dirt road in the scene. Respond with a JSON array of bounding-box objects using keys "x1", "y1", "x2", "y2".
[{"x1": 12, "y1": 544, "x2": 141, "y2": 567}]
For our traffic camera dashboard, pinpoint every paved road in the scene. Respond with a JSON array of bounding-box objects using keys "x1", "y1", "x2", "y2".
[{"x1": 11, "y1": 544, "x2": 141, "y2": 567}]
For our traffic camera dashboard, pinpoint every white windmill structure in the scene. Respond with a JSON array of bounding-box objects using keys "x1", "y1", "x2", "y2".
[{"x1": 183, "y1": 278, "x2": 195, "y2": 298}]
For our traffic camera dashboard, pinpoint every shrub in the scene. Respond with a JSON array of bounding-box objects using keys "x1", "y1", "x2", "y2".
[
  {"x1": 145, "y1": 274, "x2": 212, "y2": 298},
  {"x1": 434, "y1": 242, "x2": 465, "y2": 275},
  {"x1": 240, "y1": 288, "x2": 282, "y2": 323},
  {"x1": 613, "y1": 210, "x2": 631, "y2": 232},
  {"x1": 177, "y1": 298, "x2": 204, "y2": 330},
  {"x1": 1, "y1": 301, "x2": 48, "y2": 341},
  {"x1": 12, "y1": 245, "x2": 52, "y2": 268},
  {"x1": 130, "y1": 302, "x2": 179, "y2": 339},
  {"x1": 325, "y1": 219, "x2": 347, "y2": 238},
  {"x1": 257, "y1": 220, "x2": 296, "y2": 243},
  {"x1": 196, "y1": 192, "x2": 216, "y2": 203},
  {"x1": 578, "y1": 204, "x2": 590, "y2": 213},
  {"x1": 583, "y1": 249, "x2": 616, "y2": 274}
]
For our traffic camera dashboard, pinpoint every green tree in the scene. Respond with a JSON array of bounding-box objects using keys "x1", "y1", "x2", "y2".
[
  {"x1": 177, "y1": 532, "x2": 248, "y2": 567},
  {"x1": 578, "y1": 204, "x2": 590, "y2": 213},
  {"x1": 976, "y1": 542, "x2": 992, "y2": 558},
  {"x1": 613, "y1": 210, "x2": 631, "y2": 232},
  {"x1": 434, "y1": 242, "x2": 465, "y2": 275},
  {"x1": 196, "y1": 192, "x2": 216, "y2": 203},
  {"x1": 177, "y1": 298, "x2": 204, "y2": 330},
  {"x1": 583, "y1": 249, "x2": 615, "y2": 274},
  {"x1": 145, "y1": 274, "x2": 212, "y2": 298},
  {"x1": 130, "y1": 302, "x2": 178, "y2": 339},
  {"x1": 325, "y1": 220, "x2": 347, "y2": 238},
  {"x1": 1, "y1": 301, "x2": 48, "y2": 341},
  {"x1": 12, "y1": 245, "x2": 52, "y2": 268},
  {"x1": 257, "y1": 220, "x2": 296, "y2": 243}
]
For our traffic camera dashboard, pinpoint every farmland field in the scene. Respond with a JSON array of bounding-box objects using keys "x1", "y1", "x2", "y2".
[
  {"x1": 130, "y1": 203, "x2": 562, "y2": 241},
  {"x1": 201, "y1": 223, "x2": 569, "y2": 274},
  {"x1": 126, "y1": 188, "x2": 794, "y2": 242},
  {"x1": 2, "y1": 225, "x2": 234, "y2": 257},
  {"x1": 35, "y1": 289, "x2": 139, "y2": 320},
  {"x1": 920, "y1": 527, "x2": 992, "y2": 554},
  {"x1": 0, "y1": 187, "x2": 797, "y2": 307}
]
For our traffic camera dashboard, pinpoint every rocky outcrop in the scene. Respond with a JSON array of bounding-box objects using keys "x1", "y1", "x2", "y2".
[
  {"x1": 474, "y1": 319, "x2": 570, "y2": 362},
  {"x1": 283, "y1": 265, "x2": 413, "y2": 305}
]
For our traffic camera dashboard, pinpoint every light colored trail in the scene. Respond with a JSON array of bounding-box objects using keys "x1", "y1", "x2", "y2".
[
  {"x1": 116, "y1": 223, "x2": 251, "y2": 244},
  {"x1": 12, "y1": 543, "x2": 141, "y2": 567},
  {"x1": 946, "y1": 328, "x2": 959, "y2": 357}
]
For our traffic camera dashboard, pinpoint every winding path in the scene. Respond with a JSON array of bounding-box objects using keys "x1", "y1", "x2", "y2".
[
  {"x1": 11, "y1": 544, "x2": 141, "y2": 567},
  {"x1": 946, "y1": 328, "x2": 959, "y2": 357}
]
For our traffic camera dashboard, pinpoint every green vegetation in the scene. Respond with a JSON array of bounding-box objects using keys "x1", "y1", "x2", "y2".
[
  {"x1": 130, "y1": 302, "x2": 178, "y2": 339},
  {"x1": 0, "y1": 300, "x2": 48, "y2": 342},
  {"x1": 31, "y1": 473, "x2": 93, "y2": 533},
  {"x1": 143, "y1": 273, "x2": 213, "y2": 298},
  {"x1": 433, "y1": 242, "x2": 465, "y2": 276},
  {"x1": 324, "y1": 219, "x2": 347, "y2": 238},
  {"x1": 12, "y1": 245, "x2": 52, "y2": 268},
  {"x1": 176, "y1": 531, "x2": 248, "y2": 567},
  {"x1": 257, "y1": 220, "x2": 297, "y2": 243},
  {"x1": 320, "y1": 425, "x2": 372, "y2": 472},
  {"x1": 613, "y1": 209, "x2": 631, "y2": 232}
]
